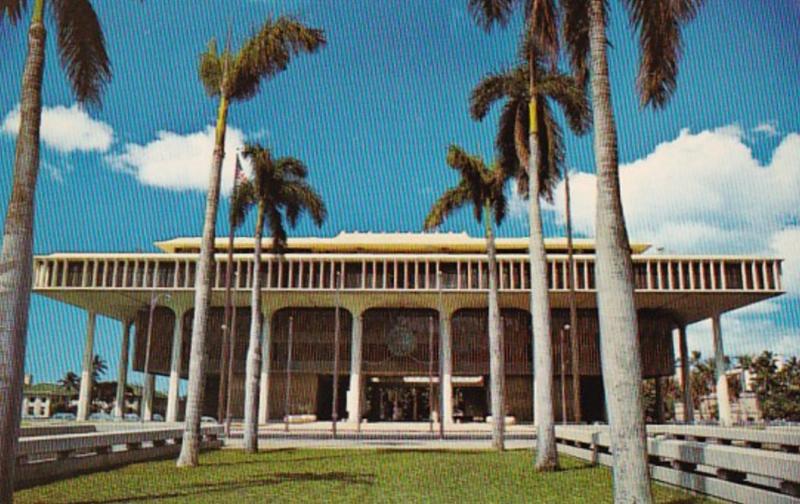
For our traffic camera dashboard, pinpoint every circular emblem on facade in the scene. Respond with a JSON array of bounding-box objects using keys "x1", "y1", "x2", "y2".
[{"x1": 386, "y1": 318, "x2": 416, "y2": 357}]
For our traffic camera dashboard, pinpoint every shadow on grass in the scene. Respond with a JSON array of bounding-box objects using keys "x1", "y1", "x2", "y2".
[{"x1": 71, "y1": 472, "x2": 376, "y2": 504}]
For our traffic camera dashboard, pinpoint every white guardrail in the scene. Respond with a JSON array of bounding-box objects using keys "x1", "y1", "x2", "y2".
[
  {"x1": 14, "y1": 424, "x2": 223, "y2": 490},
  {"x1": 555, "y1": 424, "x2": 800, "y2": 503}
]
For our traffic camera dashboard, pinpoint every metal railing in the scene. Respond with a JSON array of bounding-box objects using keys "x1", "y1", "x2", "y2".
[{"x1": 32, "y1": 253, "x2": 783, "y2": 295}]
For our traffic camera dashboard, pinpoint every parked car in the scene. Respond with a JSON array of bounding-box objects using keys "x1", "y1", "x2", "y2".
[
  {"x1": 123, "y1": 413, "x2": 140, "y2": 422},
  {"x1": 200, "y1": 416, "x2": 218, "y2": 424},
  {"x1": 89, "y1": 412, "x2": 113, "y2": 421},
  {"x1": 51, "y1": 412, "x2": 76, "y2": 421},
  {"x1": 152, "y1": 413, "x2": 165, "y2": 422}
]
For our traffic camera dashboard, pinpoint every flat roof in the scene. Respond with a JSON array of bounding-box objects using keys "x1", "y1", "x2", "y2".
[{"x1": 154, "y1": 232, "x2": 652, "y2": 254}]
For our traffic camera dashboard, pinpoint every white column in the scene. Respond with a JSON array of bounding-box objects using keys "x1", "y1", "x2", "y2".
[
  {"x1": 113, "y1": 320, "x2": 132, "y2": 419},
  {"x1": 677, "y1": 325, "x2": 694, "y2": 422},
  {"x1": 142, "y1": 373, "x2": 155, "y2": 421},
  {"x1": 77, "y1": 311, "x2": 96, "y2": 421},
  {"x1": 165, "y1": 308, "x2": 186, "y2": 422},
  {"x1": 440, "y1": 312, "x2": 453, "y2": 425},
  {"x1": 712, "y1": 314, "x2": 732, "y2": 426},
  {"x1": 258, "y1": 311, "x2": 272, "y2": 424},
  {"x1": 347, "y1": 313, "x2": 363, "y2": 426}
]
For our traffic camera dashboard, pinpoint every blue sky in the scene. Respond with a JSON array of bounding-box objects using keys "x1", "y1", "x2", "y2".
[{"x1": 1, "y1": 0, "x2": 799, "y2": 390}]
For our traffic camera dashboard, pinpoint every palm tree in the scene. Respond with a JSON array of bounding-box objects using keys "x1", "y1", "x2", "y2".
[
  {"x1": 559, "y1": 0, "x2": 705, "y2": 499},
  {"x1": 424, "y1": 145, "x2": 510, "y2": 450},
  {"x1": 0, "y1": 2, "x2": 111, "y2": 499},
  {"x1": 231, "y1": 143, "x2": 326, "y2": 453},
  {"x1": 468, "y1": 0, "x2": 564, "y2": 470},
  {"x1": 469, "y1": 36, "x2": 590, "y2": 468},
  {"x1": 91, "y1": 355, "x2": 108, "y2": 384},
  {"x1": 177, "y1": 17, "x2": 325, "y2": 468},
  {"x1": 58, "y1": 371, "x2": 80, "y2": 392}
]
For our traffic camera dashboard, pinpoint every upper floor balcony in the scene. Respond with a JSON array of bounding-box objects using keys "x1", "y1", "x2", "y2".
[{"x1": 32, "y1": 252, "x2": 784, "y2": 295}]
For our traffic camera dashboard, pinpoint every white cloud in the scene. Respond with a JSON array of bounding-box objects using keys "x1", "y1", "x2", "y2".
[
  {"x1": 753, "y1": 121, "x2": 779, "y2": 136},
  {"x1": 542, "y1": 126, "x2": 800, "y2": 358},
  {"x1": 551, "y1": 127, "x2": 800, "y2": 256},
  {"x1": 107, "y1": 126, "x2": 248, "y2": 195},
  {"x1": 1, "y1": 103, "x2": 113, "y2": 153}
]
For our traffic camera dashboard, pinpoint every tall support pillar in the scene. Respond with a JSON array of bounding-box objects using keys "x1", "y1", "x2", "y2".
[
  {"x1": 712, "y1": 314, "x2": 732, "y2": 426},
  {"x1": 677, "y1": 325, "x2": 694, "y2": 422},
  {"x1": 347, "y1": 312, "x2": 363, "y2": 427},
  {"x1": 440, "y1": 312, "x2": 453, "y2": 425},
  {"x1": 142, "y1": 373, "x2": 155, "y2": 421},
  {"x1": 166, "y1": 309, "x2": 186, "y2": 422},
  {"x1": 113, "y1": 320, "x2": 132, "y2": 419},
  {"x1": 258, "y1": 311, "x2": 272, "y2": 424},
  {"x1": 77, "y1": 311, "x2": 97, "y2": 421}
]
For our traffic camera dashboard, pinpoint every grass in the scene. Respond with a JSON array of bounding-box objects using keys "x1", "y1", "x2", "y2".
[{"x1": 16, "y1": 448, "x2": 713, "y2": 504}]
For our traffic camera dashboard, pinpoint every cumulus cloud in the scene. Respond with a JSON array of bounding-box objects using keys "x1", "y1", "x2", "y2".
[
  {"x1": 1, "y1": 103, "x2": 113, "y2": 153},
  {"x1": 107, "y1": 126, "x2": 249, "y2": 195},
  {"x1": 542, "y1": 125, "x2": 800, "y2": 357},
  {"x1": 551, "y1": 127, "x2": 800, "y2": 256}
]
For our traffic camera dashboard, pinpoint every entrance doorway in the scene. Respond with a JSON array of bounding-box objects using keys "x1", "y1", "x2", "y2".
[
  {"x1": 366, "y1": 380, "x2": 436, "y2": 422},
  {"x1": 315, "y1": 375, "x2": 349, "y2": 421}
]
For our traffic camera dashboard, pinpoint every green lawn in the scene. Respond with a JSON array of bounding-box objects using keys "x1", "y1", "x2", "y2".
[{"x1": 16, "y1": 448, "x2": 712, "y2": 503}]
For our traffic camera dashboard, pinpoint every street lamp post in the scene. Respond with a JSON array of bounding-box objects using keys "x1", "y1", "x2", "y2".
[
  {"x1": 560, "y1": 324, "x2": 569, "y2": 425},
  {"x1": 142, "y1": 291, "x2": 171, "y2": 422},
  {"x1": 331, "y1": 271, "x2": 342, "y2": 438}
]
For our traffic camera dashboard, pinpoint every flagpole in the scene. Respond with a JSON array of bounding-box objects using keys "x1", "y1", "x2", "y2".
[{"x1": 219, "y1": 150, "x2": 243, "y2": 433}]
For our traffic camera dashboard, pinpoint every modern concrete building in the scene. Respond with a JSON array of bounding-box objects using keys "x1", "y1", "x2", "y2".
[{"x1": 32, "y1": 232, "x2": 784, "y2": 426}]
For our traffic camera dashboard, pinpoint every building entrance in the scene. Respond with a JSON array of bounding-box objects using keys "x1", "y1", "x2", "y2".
[{"x1": 365, "y1": 379, "x2": 436, "y2": 422}]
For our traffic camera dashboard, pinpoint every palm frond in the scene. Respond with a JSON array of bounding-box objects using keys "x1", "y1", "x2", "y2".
[
  {"x1": 423, "y1": 181, "x2": 473, "y2": 230},
  {"x1": 536, "y1": 71, "x2": 591, "y2": 135},
  {"x1": 446, "y1": 145, "x2": 488, "y2": 193},
  {"x1": 624, "y1": 0, "x2": 704, "y2": 108},
  {"x1": 561, "y1": 0, "x2": 593, "y2": 91},
  {"x1": 467, "y1": 0, "x2": 517, "y2": 31},
  {"x1": 228, "y1": 16, "x2": 325, "y2": 101},
  {"x1": 527, "y1": 0, "x2": 560, "y2": 64},
  {"x1": 275, "y1": 156, "x2": 308, "y2": 180},
  {"x1": 1, "y1": 0, "x2": 26, "y2": 25},
  {"x1": 51, "y1": 0, "x2": 110, "y2": 107},
  {"x1": 199, "y1": 38, "x2": 223, "y2": 97},
  {"x1": 230, "y1": 179, "x2": 255, "y2": 230},
  {"x1": 537, "y1": 98, "x2": 564, "y2": 202},
  {"x1": 279, "y1": 179, "x2": 327, "y2": 228},
  {"x1": 490, "y1": 176, "x2": 508, "y2": 226},
  {"x1": 495, "y1": 99, "x2": 526, "y2": 186},
  {"x1": 265, "y1": 205, "x2": 288, "y2": 253},
  {"x1": 469, "y1": 66, "x2": 527, "y2": 120}
]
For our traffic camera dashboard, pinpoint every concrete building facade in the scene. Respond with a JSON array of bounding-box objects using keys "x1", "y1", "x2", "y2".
[{"x1": 32, "y1": 232, "x2": 784, "y2": 426}]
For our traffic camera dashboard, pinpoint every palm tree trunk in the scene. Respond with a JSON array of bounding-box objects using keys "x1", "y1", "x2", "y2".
[
  {"x1": 565, "y1": 167, "x2": 581, "y2": 423},
  {"x1": 485, "y1": 204, "x2": 504, "y2": 451},
  {"x1": 243, "y1": 203, "x2": 265, "y2": 452},
  {"x1": 0, "y1": 2, "x2": 46, "y2": 500},
  {"x1": 177, "y1": 94, "x2": 229, "y2": 468},
  {"x1": 528, "y1": 123, "x2": 557, "y2": 470},
  {"x1": 588, "y1": 0, "x2": 652, "y2": 501}
]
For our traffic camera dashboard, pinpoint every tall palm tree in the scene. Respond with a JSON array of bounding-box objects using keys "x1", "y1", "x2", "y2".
[
  {"x1": 58, "y1": 371, "x2": 81, "y2": 392},
  {"x1": 0, "y1": 1, "x2": 111, "y2": 499},
  {"x1": 468, "y1": 0, "x2": 564, "y2": 470},
  {"x1": 424, "y1": 145, "x2": 510, "y2": 450},
  {"x1": 91, "y1": 355, "x2": 108, "y2": 384},
  {"x1": 231, "y1": 143, "x2": 326, "y2": 453},
  {"x1": 177, "y1": 17, "x2": 325, "y2": 468},
  {"x1": 561, "y1": 0, "x2": 705, "y2": 500},
  {"x1": 469, "y1": 33, "x2": 590, "y2": 469}
]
